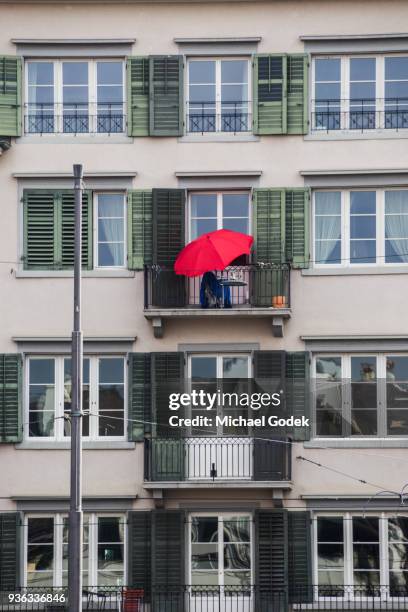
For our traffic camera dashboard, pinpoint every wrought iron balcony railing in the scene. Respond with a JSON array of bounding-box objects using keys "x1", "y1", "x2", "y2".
[
  {"x1": 144, "y1": 264, "x2": 290, "y2": 310},
  {"x1": 144, "y1": 437, "x2": 292, "y2": 482},
  {"x1": 186, "y1": 100, "x2": 252, "y2": 133},
  {"x1": 311, "y1": 98, "x2": 408, "y2": 132},
  {"x1": 24, "y1": 103, "x2": 126, "y2": 135}
]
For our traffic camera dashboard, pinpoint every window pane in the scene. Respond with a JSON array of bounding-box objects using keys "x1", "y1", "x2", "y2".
[
  {"x1": 191, "y1": 517, "x2": 218, "y2": 542},
  {"x1": 353, "y1": 544, "x2": 380, "y2": 569},
  {"x1": 191, "y1": 219, "x2": 217, "y2": 239},
  {"x1": 223, "y1": 218, "x2": 249, "y2": 234},
  {"x1": 97, "y1": 62, "x2": 123, "y2": 85},
  {"x1": 224, "y1": 543, "x2": 250, "y2": 569},
  {"x1": 350, "y1": 58, "x2": 376, "y2": 82},
  {"x1": 385, "y1": 191, "x2": 408, "y2": 263},
  {"x1": 97, "y1": 195, "x2": 125, "y2": 267},
  {"x1": 315, "y1": 192, "x2": 341, "y2": 216},
  {"x1": 191, "y1": 194, "x2": 217, "y2": 218},
  {"x1": 318, "y1": 544, "x2": 344, "y2": 569},
  {"x1": 191, "y1": 543, "x2": 218, "y2": 569},
  {"x1": 221, "y1": 61, "x2": 248, "y2": 84},
  {"x1": 189, "y1": 61, "x2": 216, "y2": 84},
  {"x1": 318, "y1": 517, "x2": 344, "y2": 542},
  {"x1": 315, "y1": 58, "x2": 341, "y2": 82},
  {"x1": 98, "y1": 194, "x2": 125, "y2": 217},
  {"x1": 63, "y1": 62, "x2": 88, "y2": 85},
  {"x1": 353, "y1": 517, "x2": 379, "y2": 542},
  {"x1": 315, "y1": 192, "x2": 342, "y2": 265},
  {"x1": 28, "y1": 62, "x2": 54, "y2": 86},
  {"x1": 223, "y1": 357, "x2": 249, "y2": 379},
  {"x1": 223, "y1": 517, "x2": 250, "y2": 541},
  {"x1": 27, "y1": 572, "x2": 54, "y2": 587},
  {"x1": 191, "y1": 357, "x2": 217, "y2": 380},
  {"x1": 350, "y1": 240, "x2": 376, "y2": 265},
  {"x1": 385, "y1": 57, "x2": 408, "y2": 81},
  {"x1": 191, "y1": 571, "x2": 218, "y2": 586},
  {"x1": 224, "y1": 571, "x2": 251, "y2": 587},
  {"x1": 28, "y1": 518, "x2": 54, "y2": 543},
  {"x1": 315, "y1": 83, "x2": 341, "y2": 101},
  {"x1": 99, "y1": 358, "x2": 124, "y2": 384},
  {"x1": 30, "y1": 359, "x2": 55, "y2": 384},
  {"x1": 350, "y1": 191, "x2": 376, "y2": 215},
  {"x1": 223, "y1": 194, "x2": 249, "y2": 218},
  {"x1": 350, "y1": 216, "x2": 376, "y2": 239}
]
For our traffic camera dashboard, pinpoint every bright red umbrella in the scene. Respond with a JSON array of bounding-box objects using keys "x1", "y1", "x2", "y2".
[{"x1": 174, "y1": 229, "x2": 253, "y2": 277}]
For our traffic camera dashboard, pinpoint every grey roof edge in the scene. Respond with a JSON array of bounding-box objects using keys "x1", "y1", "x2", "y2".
[
  {"x1": 174, "y1": 36, "x2": 261, "y2": 44},
  {"x1": 11, "y1": 38, "x2": 136, "y2": 45},
  {"x1": 301, "y1": 335, "x2": 408, "y2": 341},
  {"x1": 175, "y1": 170, "x2": 262, "y2": 177},
  {"x1": 300, "y1": 168, "x2": 408, "y2": 176},
  {"x1": 300, "y1": 33, "x2": 408, "y2": 42},
  {"x1": 13, "y1": 336, "x2": 137, "y2": 343},
  {"x1": 13, "y1": 172, "x2": 137, "y2": 179},
  {"x1": 11, "y1": 495, "x2": 137, "y2": 501}
]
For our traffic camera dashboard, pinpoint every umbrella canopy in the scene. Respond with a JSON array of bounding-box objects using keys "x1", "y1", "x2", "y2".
[{"x1": 174, "y1": 229, "x2": 253, "y2": 277}]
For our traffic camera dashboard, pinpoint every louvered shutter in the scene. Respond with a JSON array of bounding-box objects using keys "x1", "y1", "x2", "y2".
[
  {"x1": 0, "y1": 354, "x2": 22, "y2": 443},
  {"x1": 60, "y1": 190, "x2": 93, "y2": 270},
  {"x1": 127, "y1": 511, "x2": 151, "y2": 599},
  {"x1": 0, "y1": 513, "x2": 21, "y2": 590},
  {"x1": 286, "y1": 352, "x2": 310, "y2": 441},
  {"x1": 0, "y1": 56, "x2": 21, "y2": 136},
  {"x1": 285, "y1": 189, "x2": 310, "y2": 269},
  {"x1": 253, "y1": 55, "x2": 287, "y2": 135},
  {"x1": 149, "y1": 56, "x2": 183, "y2": 136},
  {"x1": 152, "y1": 188, "x2": 186, "y2": 307},
  {"x1": 127, "y1": 57, "x2": 150, "y2": 137},
  {"x1": 152, "y1": 510, "x2": 184, "y2": 590},
  {"x1": 253, "y1": 189, "x2": 285, "y2": 306},
  {"x1": 255, "y1": 509, "x2": 288, "y2": 612},
  {"x1": 23, "y1": 190, "x2": 57, "y2": 270},
  {"x1": 288, "y1": 511, "x2": 312, "y2": 603},
  {"x1": 287, "y1": 55, "x2": 309, "y2": 135},
  {"x1": 128, "y1": 353, "x2": 151, "y2": 441},
  {"x1": 127, "y1": 190, "x2": 153, "y2": 269}
]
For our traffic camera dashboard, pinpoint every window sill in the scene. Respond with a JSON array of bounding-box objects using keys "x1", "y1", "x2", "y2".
[
  {"x1": 302, "y1": 266, "x2": 408, "y2": 276},
  {"x1": 16, "y1": 441, "x2": 136, "y2": 450},
  {"x1": 305, "y1": 130, "x2": 408, "y2": 141},
  {"x1": 178, "y1": 133, "x2": 259, "y2": 143},
  {"x1": 15, "y1": 269, "x2": 136, "y2": 278},
  {"x1": 304, "y1": 438, "x2": 408, "y2": 448},
  {"x1": 17, "y1": 134, "x2": 133, "y2": 145}
]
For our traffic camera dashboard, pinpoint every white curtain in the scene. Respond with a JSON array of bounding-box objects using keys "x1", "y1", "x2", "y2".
[
  {"x1": 315, "y1": 192, "x2": 341, "y2": 264},
  {"x1": 385, "y1": 191, "x2": 408, "y2": 263}
]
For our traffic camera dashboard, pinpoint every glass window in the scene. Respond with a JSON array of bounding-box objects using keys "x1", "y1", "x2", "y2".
[
  {"x1": 385, "y1": 191, "x2": 408, "y2": 263},
  {"x1": 351, "y1": 356, "x2": 377, "y2": 435},
  {"x1": 98, "y1": 358, "x2": 125, "y2": 437},
  {"x1": 386, "y1": 356, "x2": 408, "y2": 435},
  {"x1": 190, "y1": 192, "x2": 249, "y2": 240},
  {"x1": 188, "y1": 58, "x2": 249, "y2": 133},
  {"x1": 385, "y1": 57, "x2": 408, "y2": 129},
  {"x1": 191, "y1": 515, "x2": 251, "y2": 588},
  {"x1": 97, "y1": 517, "x2": 124, "y2": 586},
  {"x1": 349, "y1": 192, "x2": 376, "y2": 265},
  {"x1": 317, "y1": 517, "x2": 344, "y2": 588},
  {"x1": 389, "y1": 517, "x2": 408, "y2": 594},
  {"x1": 314, "y1": 58, "x2": 341, "y2": 130},
  {"x1": 27, "y1": 518, "x2": 54, "y2": 586},
  {"x1": 96, "y1": 194, "x2": 126, "y2": 267},
  {"x1": 315, "y1": 357, "x2": 343, "y2": 436},
  {"x1": 349, "y1": 58, "x2": 376, "y2": 130},
  {"x1": 352, "y1": 517, "x2": 380, "y2": 589},
  {"x1": 63, "y1": 358, "x2": 90, "y2": 437},
  {"x1": 29, "y1": 358, "x2": 56, "y2": 437},
  {"x1": 314, "y1": 192, "x2": 342, "y2": 264},
  {"x1": 25, "y1": 60, "x2": 124, "y2": 135}
]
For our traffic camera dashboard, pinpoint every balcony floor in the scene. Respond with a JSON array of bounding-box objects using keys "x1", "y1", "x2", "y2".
[{"x1": 144, "y1": 479, "x2": 293, "y2": 489}]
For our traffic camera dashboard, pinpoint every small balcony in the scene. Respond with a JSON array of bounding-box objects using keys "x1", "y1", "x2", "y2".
[
  {"x1": 143, "y1": 264, "x2": 291, "y2": 337},
  {"x1": 311, "y1": 98, "x2": 408, "y2": 133},
  {"x1": 24, "y1": 103, "x2": 126, "y2": 135},
  {"x1": 144, "y1": 437, "x2": 292, "y2": 489}
]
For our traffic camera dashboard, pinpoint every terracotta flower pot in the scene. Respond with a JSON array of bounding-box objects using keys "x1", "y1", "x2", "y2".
[{"x1": 272, "y1": 295, "x2": 286, "y2": 308}]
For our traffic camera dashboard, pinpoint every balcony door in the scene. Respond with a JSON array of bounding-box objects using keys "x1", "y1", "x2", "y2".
[
  {"x1": 186, "y1": 354, "x2": 252, "y2": 480},
  {"x1": 188, "y1": 514, "x2": 253, "y2": 612}
]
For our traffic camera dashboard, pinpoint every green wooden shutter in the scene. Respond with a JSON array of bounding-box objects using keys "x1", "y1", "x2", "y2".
[
  {"x1": 60, "y1": 190, "x2": 93, "y2": 270},
  {"x1": 0, "y1": 354, "x2": 22, "y2": 443},
  {"x1": 285, "y1": 188, "x2": 310, "y2": 269},
  {"x1": 0, "y1": 56, "x2": 22, "y2": 136},
  {"x1": 149, "y1": 56, "x2": 183, "y2": 136},
  {"x1": 152, "y1": 510, "x2": 184, "y2": 587},
  {"x1": 152, "y1": 188, "x2": 186, "y2": 307},
  {"x1": 287, "y1": 54, "x2": 309, "y2": 135},
  {"x1": 128, "y1": 353, "x2": 151, "y2": 441},
  {"x1": 127, "y1": 57, "x2": 150, "y2": 137},
  {"x1": 152, "y1": 352, "x2": 184, "y2": 438},
  {"x1": 127, "y1": 190, "x2": 153, "y2": 270},
  {"x1": 127, "y1": 511, "x2": 151, "y2": 598},
  {"x1": 286, "y1": 352, "x2": 310, "y2": 441},
  {"x1": 0, "y1": 512, "x2": 21, "y2": 589},
  {"x1": 288, "y1": 511, "x2": 312, "y2": 603},
  {"x1": 253, "y1": 55, "x2": 286, "y2": 135},
  {"x1": 23, "y1": 190, "x2": 57, "y2": 270},
  {"x1": 255, "y1": 509, "x2": 288, "y2": 612}
]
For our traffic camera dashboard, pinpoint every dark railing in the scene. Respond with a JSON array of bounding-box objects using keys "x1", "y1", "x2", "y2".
[
  {"x1": 24, "y1": 103, "x2": 126, "y2": 134},
  {"x1": 144, "y1": 264, "x2": 291, "y2": 310},
  {"x1": 187, "y1": 101, "x2": 252, "y2": 133},
  {"x1": 0, "y1": 587, "x2": 144, "y2": 611},
  {"x1": 293, "y1": 585, "x2": 408, "y2": 610},
  {"x1": 312, "y1": 98, "x2": 408, "y2": 132},
  {"x1": 144, "y1": 437, "x2": 292, "y2": 482}
]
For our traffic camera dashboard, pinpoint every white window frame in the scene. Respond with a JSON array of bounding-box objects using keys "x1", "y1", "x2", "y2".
[
  {"x1": 93, "y1": 192, "x2": 127, "y2": 269},
  {"x1": 24, "y1": 513, "x2": 126, "y2": 588},
  {"x1": 313, "y1": 353, "x2": 408, "y2": 439},
  {"x1": 311, "y1": 54, "x2": 408, "y2": 132},
  {"x1": 24, "y1": 59, "x2": 126, "y2": 135},
  {"x1": 312, "y1": 188, "x2": 408, "y2": 268},
  {"x1": 185, "y1": 56, "x2": 251, "y2": 134},
  {"x1": 188, "y1": 191, "x2": 252, "y2": 243},
  {"x1": 25, "y1": 355, "x2": 127, "y2": 442},
  {"x1": 313, "y1": 512, "x2": 408, "y2": 600},
  {"x1": 187, "y1": 512, "x2": 254, "y2": 588}
]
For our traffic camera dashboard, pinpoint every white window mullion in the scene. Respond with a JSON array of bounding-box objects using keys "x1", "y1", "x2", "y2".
[
  {"x1": 89, "y1": 61, "x2": 97, "y2": 135},
  {"x1": 342, "y1": 57, "x2": 350, "y2": 130},
  {"x1": 216, "y1": 60, "x2": 221, "y2": 132},
  {"x1": 219, "y1": 517, "x2": 224, "y2": 588},
  {"x1": 377, "y1": 57, "x2": 385, "y2": 129},
  {"x1": 90, "y1": 358, "x2": 98, "y2": 441},
  {"x1": 344, "y1": 191, "x2": 350, "y2": 268},
  {"x1": 378, "y1": 355, "x2": 387, "y2": 437},
  {"x1": 90, "y1": 513, "x2": 98, "y2": 587},
  {"x1": 377, "y1": 189, "x2": 385, "y2": 265},
  {"x1": 345, "y1": 513, "x2": 353, "y2": 594},
  {"x1": 56, "y1": 61, "x2": 62, "y2": 134},
  {"x1": 380, "y1": 514, "x2": 389, "y2": 596},
  {"x1": 54, "y1": 514, "x2": 62, "y2": 588}
]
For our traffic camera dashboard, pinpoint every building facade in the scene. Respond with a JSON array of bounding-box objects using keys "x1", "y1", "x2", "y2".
[{"x1": 1, "y1": 0, "x2": 408, "y2": 609}]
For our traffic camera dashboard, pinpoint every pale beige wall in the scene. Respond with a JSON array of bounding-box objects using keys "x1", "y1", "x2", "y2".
[{"x1": 1, "y1": 0, "x2": 408, "y2": 509}]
